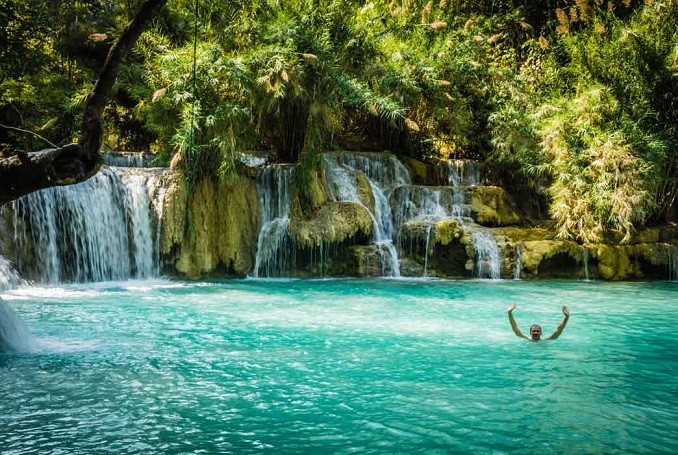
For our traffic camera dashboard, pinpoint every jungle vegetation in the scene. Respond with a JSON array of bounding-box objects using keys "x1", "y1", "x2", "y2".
[{"x1": 1, "y1": 0, "x2": 677, "y2": 242}]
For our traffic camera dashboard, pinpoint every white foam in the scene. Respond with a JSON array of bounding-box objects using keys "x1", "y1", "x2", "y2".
[{"x1": 0, "y1": 298, "x2": 37, "y2": 352}]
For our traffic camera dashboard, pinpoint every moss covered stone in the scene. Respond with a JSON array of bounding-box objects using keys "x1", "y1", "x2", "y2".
[
  {"x1": 466, "y1": 186, "x2": 521, "y2": 227},
  {"x1": 161, "y1": 172, "x2": 260, "y2": 278},
  {"x1": 590, "y1": 244, "x2": 631, "y2": 280},
  {"x1": 520, "y1": 240, "x2": 581, "y2": 277},
  {"x1": 291, "y1": 201, "x2": 373, "y2": 248}
]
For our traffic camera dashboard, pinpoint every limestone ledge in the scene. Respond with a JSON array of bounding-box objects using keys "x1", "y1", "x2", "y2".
[
  {"x1": 467, "y1": 186, "x2": 521, "y2": 227},
  {"x1": 398, "y1": 222, "x2": 678, "y2": 280},
  {"x1": 290, "y1": 200, "x2": 373, "y2": 248},
  {"x1": 161, "y1": 171, "x2": 260, "y2": 278}
]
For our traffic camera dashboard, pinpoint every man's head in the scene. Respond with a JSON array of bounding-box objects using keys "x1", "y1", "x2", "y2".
[{"x1": 529, "y1": 324, "x2": 542, "y2": 341}]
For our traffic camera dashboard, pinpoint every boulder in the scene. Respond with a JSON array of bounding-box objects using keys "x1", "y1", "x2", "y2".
[
  {"x1": 466, "y1": 186, "x2": 521, "y2": 227},
  {"x1": 290, "y1": 201, "x2": 373, "y2": 248}
]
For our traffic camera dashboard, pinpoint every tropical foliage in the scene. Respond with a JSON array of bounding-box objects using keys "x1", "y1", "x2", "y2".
[{"x1": 1, "y1": 0, "x2": 677, "y2": 241}]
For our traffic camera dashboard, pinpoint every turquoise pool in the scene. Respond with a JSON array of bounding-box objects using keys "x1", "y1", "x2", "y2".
[{"x1": 1, "y1": 279, "x2": 677, "y2": 453}]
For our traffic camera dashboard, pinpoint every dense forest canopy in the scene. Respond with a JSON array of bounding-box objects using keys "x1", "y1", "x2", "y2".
[{"x1": 1, "y1": 0, "x2": 677, "y2": 242}]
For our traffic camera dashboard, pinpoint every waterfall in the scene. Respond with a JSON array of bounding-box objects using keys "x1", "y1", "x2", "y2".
[
  {"x1": 5, "y1": 167, "x2": 165, "y2": 283},
  {"x1": 0, "y1": 256, "x2": 24, "y2": 291},
  {"x1": 392, "y1": 186, "x2": 472, "y2": 229},
  {"x1": 103, "y1": 152, "x2": 154, "y2": 168},
  {"x1": 324, "y1": 153, "x2": 409, "y2": 277},
  {"x1": 447, "y1": 159, "x2": 480, "y2": 187},
  {"x1": 327, "y1": 152, "x2": 411, "y2": 190},
  {"x1": 449, "y1": 160, "x2": 500, "y2": 279},
  {"x1": 0, "y1": 298, "x2": 36, "y2": 352},
  {"x1": 252, "y1": 165, "x2": 296, "y2": 278},
  {"x1": 668, "y1": 246, "x2": 678, "y2": 282},
  {"x1": 514, "y1": 243, "x2": 524, "y2": 280},
  {"x1": 423, "y1": 224, "x2": 432, "y2": 278},
  {"x1": 472, "y1": 231, "x2": 501, "y2": 279},
  {"x1": 580, "y1": 246, "x2": 590, "y2": 281}
]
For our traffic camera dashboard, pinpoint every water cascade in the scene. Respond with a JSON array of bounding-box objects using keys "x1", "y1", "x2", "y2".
[
  {"x1": 0, "y1": 256, "x2": 24, "y2": 291},
  {"x1": 323, "y1": 153, "x2": 410, "y2": 277},
  {"x1": 252, "y1": 165, "x2": 296, "y2": 278},
  {"x1": 448, "y1": 159, "x2": 481, "y2": 187},
  {"x1": 2, "y1": 166, "x2": 166, "y2": 284},
  {"x1": 471, "y1": 231, "x2": 501, "y2": 279},
  {"x1": 423, "y1": 224, "x2": 433, "y2": 278},
  {"x1": 0, "y1": 298, "x2": 36, "y2": 352},
  {"x1": 447, "y1": 161, "x2": 501, "y2": 279},
  {"x1": 392, "y1": 159, "x2": 501, "y2": 278},
  {"x1": 103, "y1": 152, "x2": 154, "y2": 168},
  {"x1": 580, "y1": 246, "x2": 590, "y2": 281},
  {"x1": 514, "y1": 243, "x2": 524, "y2": 280},
  {"x1": 668, "y1": 246, "x2": 678, "y2": 282}
]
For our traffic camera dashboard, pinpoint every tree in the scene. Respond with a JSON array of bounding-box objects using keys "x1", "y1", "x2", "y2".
[{"x1": 0, "y1": 0, "x2": 167, "y2": 205}]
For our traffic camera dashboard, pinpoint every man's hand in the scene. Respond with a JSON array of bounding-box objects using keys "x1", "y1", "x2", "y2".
[
  {"x1": 562, "y1": 305, "x2": 570, "y2": 317},
  {"x1": 508, "y1": 303, "x2": 516, "y2": 313}
]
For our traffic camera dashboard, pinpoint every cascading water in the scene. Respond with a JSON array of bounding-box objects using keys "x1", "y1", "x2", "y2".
[
  {"x1": 668, "y1": 246, "x2": 678, "y2": 282},
  {"x1": 0, "y1": 297, "x2": 36, "y2": 352},
  {"x1": 3, "y1": 167, "x2": 166, "y2": 284},
  {"x1": 391, "y1": 159, "x2": 501, "y2": 278},
  {"x1": 323, "y1": 153, "x2": 410, "y2": 277},
  {"x1": 447, "y1": 159, "x2": 480, "y2": 187},
  {"x1": 423, "y1": 224, "x2": 433, "y2": 277},
  {"x1": 447, "y1": 160, "x2": 501, "y2": 279},
  {"x1": 252, "y1": 165, "x2": 296, "y2": 278},
  {"x1": 103, "y1": 152, "x2": 154, "y2": 168},
  {"x1": 472, "y1": 231, "x2": 501, "y2": 279},
  {"x1": 514, "y1": 243, "x2": 524, "y2": 280},
  {"x1": 0, "y1": 256, "x2": 24, "y2": 291},
  {"x1": 580, "y1": 246, "x2": 591, "y2": 281}
]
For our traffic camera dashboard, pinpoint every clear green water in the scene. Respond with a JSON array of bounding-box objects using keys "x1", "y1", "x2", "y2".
[{"x1": 1, "y1": 279, "x2": 677, "y2": 454}]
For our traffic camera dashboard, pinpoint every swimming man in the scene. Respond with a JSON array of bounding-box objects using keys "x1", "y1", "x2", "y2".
[{"x1": 507, "y1": 303, "x2": 570, "y2": 341}]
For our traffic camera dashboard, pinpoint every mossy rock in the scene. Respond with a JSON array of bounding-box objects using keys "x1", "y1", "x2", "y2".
[
  {"x1": 355, "y1": 171, "x2": 376, "y2": 215},
  {"x1": 396, "y1": 219, "x2": 471, "y2": 277},
  {"x1": 396, "y1": 219, "x2": 467, "y2": 248},
  {"x1": 350, "y1": 244, "x2": 387, "y2": 276},
  {"x1": 402, "y1": 157, "x2": 447, "y2": 186},
  {"x1": 492, "y1": 226, "x2": 552, "y2": 242},
  {"x1": 291, "y1": 201, "x2": 373, "y2": 248},
  {"x1": 589, "y1": 244, "x2": 632, "y2": 280},
  {"x1": 301, "y1": 169, "x2": 329, "y2": 213},
  {"x1": 466, "y1": 186, "x2": 521, "y2": 227},
  {"x1": 521, "y1": 240, "x2": 582, "y2": 277},
  {"x1": 434, "y1": 219, "x2": 468, "y2": 245},
  {"x1": 161, "y1": 173, "x2": 260, "y2": 278},
  {"x1": 160, "y1": 170, "x2": 188, "y2": 257}
]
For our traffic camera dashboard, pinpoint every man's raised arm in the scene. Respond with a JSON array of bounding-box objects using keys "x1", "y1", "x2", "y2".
[
  {"x1": 507, "y1": 303, "x2": 527, "y2": 339},
  {"x1": 547, "y1": 306, "x2": 570, "y2": 340}
]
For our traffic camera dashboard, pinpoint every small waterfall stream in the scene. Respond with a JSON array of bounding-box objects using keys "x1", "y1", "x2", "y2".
[
  {"x1": 514, "y1": 243, "x2": 524, "y2": 280},
  {"x1": 0, "y1": 256, "x2": 24, "y2": 291},
  {"x1": 580, "y1": 246, "x2": 591, "y2": 281},
  {"x1": 448, "y1": 160, "x2": 501, "y2": 279},
  {"x1": 668, "y1": 246, "x2": 678, "y2": 282},
  {"x1": 252, "y1": 165, "x2": 296, "y2": 278},
  {"x1": 423, "y1": 224, "x2": 432, "y2": 277},
  {"x1": 103, "y1": 152, "x2": 154, "y2": 168}
]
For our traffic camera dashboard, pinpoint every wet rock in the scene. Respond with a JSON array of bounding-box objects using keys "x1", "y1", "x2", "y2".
[
  {"x1": 466, "y1": 186, "x2": 521, "y2": 227},
  {"x1": 162, "y1": 172, "x2": 260, "y2": 278}
]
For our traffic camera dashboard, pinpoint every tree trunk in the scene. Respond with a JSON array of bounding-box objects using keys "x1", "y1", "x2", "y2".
[{"x1": 0, "y1": 0, "x2": 167, "y2": 206}]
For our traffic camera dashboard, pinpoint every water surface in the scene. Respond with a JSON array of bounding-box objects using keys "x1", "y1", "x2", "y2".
[{"x1": 1, "y1": 279, "x2": 677, "y2": 454}]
